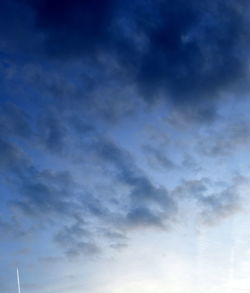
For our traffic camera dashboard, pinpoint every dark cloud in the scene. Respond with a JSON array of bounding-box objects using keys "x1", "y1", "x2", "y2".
[
  {"x1": 0, "y1": 103, "x2": 32, "y2": 138},
  {"x1": 0, "y1": 0, "x2": 37, "y2": 56},
  {"x1": 27, "y1": 0, "x2": 117, "y2": 58},
  {"x1": 135, "y1": 0, "x2": 250, "y2": 103},
  {"x1": 44, "y1": 0, "x2": 250, "y2": 117},
  {"x1": 1, "y1": 0, "x2": 249, "y2": 117}
]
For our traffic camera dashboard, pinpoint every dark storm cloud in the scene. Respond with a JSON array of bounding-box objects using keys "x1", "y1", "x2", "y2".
[
  {"x1": 1, "y1": 0, "x2": 249, "y2": 115},
  {"x1": 135, "y1": 0, "x2": 250, "y2": 103},
  {"x1": 38, "y1": 0, "x2": 250, "y2": 115},
  {"x1": 0, "y1": 0, "x2": 36, "y2": 55},
  {"x1": 28, "y1": 0, "x2": 117, "y2": 58}
]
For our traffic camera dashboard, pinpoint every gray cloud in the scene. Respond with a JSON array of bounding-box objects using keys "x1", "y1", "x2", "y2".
[
  {"x1": 173, "y1": 177, "x2": 243, "y2": 224},
  {"x1": 143, "y1": 145, "x2": 176, "y2": 171},
  {"x1": 0, "y1": 139, "x2": 32, "y2": 179},
  {"x1": 92, "y1": 139, "x2": 177, "y2": 228},
  {"x1": 1, "y1": 118, "x2": 246, "y2": 258},
  {"x1": 54, "y1": 220, "x2": 100, "y2": 257},
  {"x1": 2, "y1": 132, "x2": 178, "y2": 256},
  {"x1": 38, "y1": 114, "x2": 67, "y2": 153},
  {"x1": 199, "y1": 122, "x2": 250, "y2": 157},
  {"x1": 199, "y1": 182, "x2": 242, "y2": 225}
]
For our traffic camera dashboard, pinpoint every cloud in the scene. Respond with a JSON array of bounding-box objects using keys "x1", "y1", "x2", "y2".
[
  {"x1": 134, "y1": 0, "x2": 250, "y2": 102},
  {"x1": 2, "y1": 120, "x2": 244, "y2": 257},
  {"x1": 3, "y1": 132, "x2": 177, "y2": 255},
  {"x1": 126, "y1": 207, "x2": 165, "y2": 228},
  {"x1": 2, "y1": 0, "x2": 250, "y2": 119},
  {"x1": 0, "y1": 0, "x2": 249, "y2": 262},
  {"x1": 173, "y1": 177, "x2": 243, "y2": 224},
  {"x1": 0, "y1": 0, "x2": 38, "y2": 55},
  {"x1": 0, "y1": 103, "x2": 32, "y2": 138},
  {"x1": 0, "y1": 123, "x2": 176, "y2": 256},
  {"x1": 198, "y1": 177, "x2": 244, "y2": 224},
  {"x1": 0, "y1": 216, "x2": 23, "y2": 239},
  {"x1": 0, "y1": 122, "x2": 246, "y2": 258},
  {"x1": 38, "y1": 114, "x2": 67, "y2": 153},
  {"x1": 14, "y1": 169, "x2": 77, "y2": 218},
  {"x1": 29, "y1": 0, "x2": 117, "y2": 58},
  {"x1": 54, "y1": 220, "x2": 100, "y2": 257},
  {"x1": 198, "y1": 121, "x2": 250, "y2": 157},
  {"x1": 143, "y1": 145, "x2": 176, "y2": 170},
  {"x1": 92, "y1": 139, "x2": 177, "y2": 228},
  {"x1": 0, "y1": 139, "x2": 31, "y2": 175}
]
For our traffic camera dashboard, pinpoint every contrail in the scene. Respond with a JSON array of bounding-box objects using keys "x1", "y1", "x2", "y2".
[{"x1": 17, "y1": 267, "x2": 21, "y2": 293}]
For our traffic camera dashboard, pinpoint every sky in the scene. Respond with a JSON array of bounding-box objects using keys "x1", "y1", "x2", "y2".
[{"x1": 1, "y1": 0, "x2": 250, "y2": 293}]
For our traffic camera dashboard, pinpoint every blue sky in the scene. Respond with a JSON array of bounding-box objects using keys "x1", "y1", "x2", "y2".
[{"x1": 1, "y1": 1, "x2": 250, "y2": 292}]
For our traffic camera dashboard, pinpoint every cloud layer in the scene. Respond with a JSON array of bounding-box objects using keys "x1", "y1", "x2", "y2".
[{"x1": 1, "y1": 0, "x2": 250, "y2": 277}]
